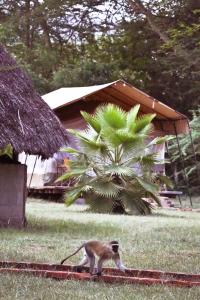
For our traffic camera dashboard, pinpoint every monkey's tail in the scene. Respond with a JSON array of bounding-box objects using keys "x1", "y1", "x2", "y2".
[{"x1": 60, "y1": 243, "x2": 85, "y2": 265}]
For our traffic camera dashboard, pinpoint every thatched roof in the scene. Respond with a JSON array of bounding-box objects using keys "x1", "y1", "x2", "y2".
[{"x1": 0, "y1": 45, "x2": 68, "y2": 158}]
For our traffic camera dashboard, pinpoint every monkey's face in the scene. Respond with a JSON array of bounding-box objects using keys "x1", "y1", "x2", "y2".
[
  {"x1": 110, "y1": 241, "x2": 119, "y2": 253},
  {"x1": 112, "y1": 245, "x2": 119, "y2": 253}
]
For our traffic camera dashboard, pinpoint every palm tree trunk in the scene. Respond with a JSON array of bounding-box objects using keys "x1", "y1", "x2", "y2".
[{"x1": 112, "y1": 199, "x2": 127, "y2": 214}]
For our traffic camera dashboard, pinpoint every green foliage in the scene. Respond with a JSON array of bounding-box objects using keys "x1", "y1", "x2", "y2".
[
  {"x1": 58, "y1": 104, "x2": 170, "y2": 215},
  {"x1": 52, "y1": 61, "x2": 117, "y2": 89},
  {"x1": 0, "y1": 144, "x2": 13, "y2": 158},
  {"x1": 1, "y1": 0, "x2": 199, "y2": 115},
  {"x1": 153, "y1": 4, "x2": 200, "y2": 114},
  {"x1": 168, "y1": 107, "x2": 200, "y2": 193}
]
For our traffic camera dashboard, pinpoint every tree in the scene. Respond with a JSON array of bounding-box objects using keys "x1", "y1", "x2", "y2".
[
  {"x1": 58, "y1": 104, "x2": 170, "y2": 215},
  {"x1": 168, "y1": 107, "x2": 200, "y2": 194},
  {"x1": 52, "y1": 60, "x2": 118, "y2": 88},
  {"x1": 121, "y1": 0, "x2": 200, "y2": 114},
  {"x1": 1, "y1": 0, "x2": 199, "y2": 115},
  {"x1": 0, "y1": 0, "x2": 116, "y2": 92},
  {"x1": 157, "y1": 4, "x2": 200, "y2": 114}
]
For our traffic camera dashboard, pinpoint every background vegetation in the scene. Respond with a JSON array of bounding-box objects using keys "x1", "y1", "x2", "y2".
[
  {"x1": 168, "y1": 107, "x2": 200, "y2": 194},
  {"x1": 0, "y1": 0, "x2": 199, "y2": 115}
]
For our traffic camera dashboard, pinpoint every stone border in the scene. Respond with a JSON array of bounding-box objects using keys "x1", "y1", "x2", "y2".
[{"x1": 0, "y1": 261, "x2": 200, "y2": 288}]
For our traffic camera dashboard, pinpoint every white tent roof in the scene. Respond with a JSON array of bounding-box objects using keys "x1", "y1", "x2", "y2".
[
  {"x1": 42, "y1": 82, "x2": 113, "y2": 110},
  {"x1": 42, "y1": 79, "x2": 188, "y2": 134}
]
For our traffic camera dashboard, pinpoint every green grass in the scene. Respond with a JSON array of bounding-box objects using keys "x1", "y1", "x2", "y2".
[{"x1": 0, "y1": 198, "x2": 200, "y2": 299}]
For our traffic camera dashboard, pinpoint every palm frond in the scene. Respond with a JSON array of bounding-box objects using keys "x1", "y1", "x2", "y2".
[
  {"x1": 90, "y1": 180, "x2": 121, "y2": 198},
  {"x1": 116, "y1": 129, "x2": 141, "y2": 143},
  {"x1": 133, "y1": 114, "x2": 156, "y2": 134},
  {"x1": 126, "y1": 104, "x2": 140, "y2": 132},
  {"x1": 80, "y1": 111, "x2": 101, "y2": 133},
  {"x1": 72, "y1": 127, "x2": 106, "y2": 152},
  {"x1": 101, "y1": 126, "x2": 122, "y2": 148},
  {"x1": 146, "y1": 136, "x2": 172, "y2": 148},
  {"x1": 61, "y1": 147, "x2": 81, "y2": 155},
  {"x1": 81, "y1": 185, "x2": 93, "y2": 192},
  {"x1": 96, "y1": 104, "x2": 126, "y2": 129},
  {"x1": 147, "y1": 192, "x2": 161, "y2": 206},
  {"x1": 120, "y1": 142, "x2": 146, "y2": 163},
  {"x1": 139, "y1": 153, "x2": 159, "y2": 166},
  {"x1": 104, "y1": 164, "x2": 134, "y2": 177},
  {"x1": 121, "y1": 191, "x2": 153, "y2": 215},
  {"x1": 64, "y1": 187, "x2": 83, "y2": 206},
  {"x1": 135, "y1": 177, "x2": 159, "y2": 194},
  {"x1": 84, "y1": 194, "x2": 114, "y2": 213},
  {"x1": 80, "y1": 139, "x2": 106, "y2": 152},
  {"x1": 56, "y1": 167, "x2": 87, "y2": 182}
]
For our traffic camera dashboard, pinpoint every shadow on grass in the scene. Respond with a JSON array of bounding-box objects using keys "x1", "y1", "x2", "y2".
[
  {"x1": 25, "y1": 217, "x2": 119, "y2": 237},
  {"x1": 153, "y1": 212, "x2": 186, "y2": 219}
]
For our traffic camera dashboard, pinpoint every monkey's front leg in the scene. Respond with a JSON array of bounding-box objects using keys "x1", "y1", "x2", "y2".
[
  {"x1": 114, "y1": 257, "x2": 127, "y2": 273},
  {"x1": 95, "y1": 257, "x2": 104, "y2": 276}
]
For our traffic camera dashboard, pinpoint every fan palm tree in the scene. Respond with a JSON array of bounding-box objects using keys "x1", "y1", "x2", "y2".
[{"x1": 58, "y1": 104, "x2": 171, "y2": 215}]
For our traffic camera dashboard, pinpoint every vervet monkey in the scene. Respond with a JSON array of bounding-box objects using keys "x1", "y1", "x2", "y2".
[{"x1": 60, "y1": 240, "x2": 126, "y2": 275}]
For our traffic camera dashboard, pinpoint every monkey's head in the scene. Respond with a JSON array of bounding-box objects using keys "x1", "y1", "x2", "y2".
[{"x1": 110, "y1": 241, "x2": 119, "y2": 253}]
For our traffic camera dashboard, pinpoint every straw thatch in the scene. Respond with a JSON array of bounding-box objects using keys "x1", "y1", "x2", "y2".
[{"x1": 0, "y1": 45, "x2": 68, "y2": 158}]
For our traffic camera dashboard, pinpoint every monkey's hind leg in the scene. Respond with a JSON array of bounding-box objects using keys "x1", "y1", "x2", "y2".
[
  {"x1": 85, "y1": 247, "x2": 95, "y2": 275},
  {"x1": 73, "y1": 253, "x2": 89, "y2": 273},
  {"x1": 89, "y1": 255, "x2": 95, "y2": 275}
]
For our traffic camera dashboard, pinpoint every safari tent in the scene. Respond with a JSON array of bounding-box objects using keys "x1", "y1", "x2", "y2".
[
  {"x1": 24, "y1": 80, "x2": 189, "y2": 188},
  {"x1": 43, "y1": 80, "x2": 188, "y2": 135}
]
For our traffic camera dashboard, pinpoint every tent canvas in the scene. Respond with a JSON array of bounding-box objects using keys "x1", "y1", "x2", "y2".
[
  {"x1": 43, "y1": 79, "x2": 188, "y2": 135},
  {"x1": 19, "y1": 151, "x2": 69, "y2": 188}
]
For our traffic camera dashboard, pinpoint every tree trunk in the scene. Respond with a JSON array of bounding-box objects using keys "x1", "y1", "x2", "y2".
[
  {"x1": 128, "y1": 0, "x2": 190, "y2": 60},
  {"x1": 112, "y1": 199, "x2": 127, "y2": 214},
  {"x1": 33, "y1": 0, "x2": 52, "y2": 48},
  {"x1": 25, "y1": 0, "x2": 31, "y2": 48}
]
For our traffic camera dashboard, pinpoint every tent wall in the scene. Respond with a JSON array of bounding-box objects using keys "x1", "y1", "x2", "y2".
[
  {"x1": 19, "y1": 151, "x2": 70, "y2": 188},
  {"x1": 19, "y1": 153, "x2": 58, "y2": 187},
  {"x1": 55, "y1": 99, "x2": 170, "y2": 134}
]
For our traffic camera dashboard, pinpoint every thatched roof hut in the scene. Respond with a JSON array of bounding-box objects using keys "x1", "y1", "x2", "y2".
[{"x1": 0, "y1": 45, "x2": 68, "y2": 158}]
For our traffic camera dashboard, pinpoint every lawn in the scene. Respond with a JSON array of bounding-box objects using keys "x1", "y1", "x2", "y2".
[{"x1": 0, "y1": 198, "x2": 200, "y2": 299}]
